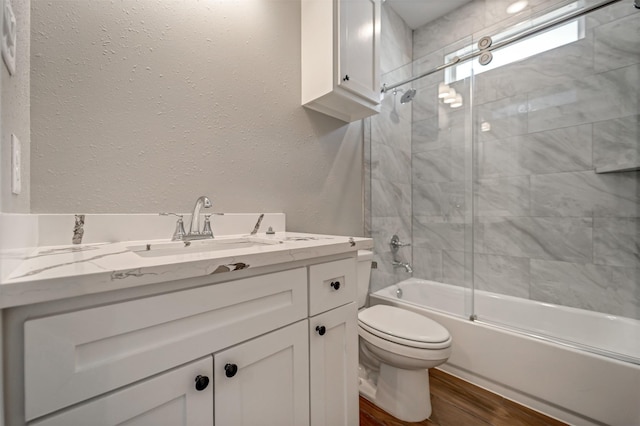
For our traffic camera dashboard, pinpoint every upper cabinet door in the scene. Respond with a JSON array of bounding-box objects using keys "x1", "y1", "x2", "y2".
[
  {"x1": 339, "y1": 0, "x2": 380, "y2": 104},
  {"x1": 301, "y1": 0, "x2": 381, "y2": 122}
]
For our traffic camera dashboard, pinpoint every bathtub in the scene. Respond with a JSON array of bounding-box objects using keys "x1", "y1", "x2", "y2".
[{"x1": 370, "y1": 278, "x2": 640, "y2": 426}]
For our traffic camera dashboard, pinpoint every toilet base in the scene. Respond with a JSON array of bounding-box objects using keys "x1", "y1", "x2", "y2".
[{"x1": 358, "y1": 363, "x2": 432, "y2": 422}]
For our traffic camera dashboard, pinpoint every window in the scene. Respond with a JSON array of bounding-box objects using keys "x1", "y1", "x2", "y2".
[{"x1": 444, "y1": 2, "x2": 585, "y2": 83}]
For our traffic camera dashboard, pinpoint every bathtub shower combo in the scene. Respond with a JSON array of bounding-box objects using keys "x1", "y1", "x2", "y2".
[{"x1": 367, "y1": 0, "x2": 640, "y2": 424}]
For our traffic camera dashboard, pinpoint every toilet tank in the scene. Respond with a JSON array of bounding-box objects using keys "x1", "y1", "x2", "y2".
[{"x1": 357, "y1": 250, "x2": 373, "y2": 308}]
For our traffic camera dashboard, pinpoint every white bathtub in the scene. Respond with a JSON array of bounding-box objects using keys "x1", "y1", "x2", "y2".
[{"x1": 370, "y1": 278, "x2": 640, "y2": 426}]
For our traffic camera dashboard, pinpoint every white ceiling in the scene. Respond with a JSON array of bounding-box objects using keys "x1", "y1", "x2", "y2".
[{"x1": 385, "y1": 0, "x2": 474, "y2": 29}]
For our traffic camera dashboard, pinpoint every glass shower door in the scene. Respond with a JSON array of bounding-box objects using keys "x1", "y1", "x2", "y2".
[
  {"x1": 469, "y1": 0, "x2": 640, "y2": 363},
  {"x1": 410, "y1": 36, "x2": 475, "y2": 319}
]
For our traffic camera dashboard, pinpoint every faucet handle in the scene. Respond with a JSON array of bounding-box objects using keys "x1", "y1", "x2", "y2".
[
  {"x1": 160, "y1": 212, "x2": 186, "y2": 241},
  {"x1": 160, "y1": 212, "x2": 183, "y2": 218},
  {"x1": 390, "y1": 234, "x2": 411, "y2": 250},
  {"x1": 202, "y1": 214, "x2": 214, "y2": 237}
]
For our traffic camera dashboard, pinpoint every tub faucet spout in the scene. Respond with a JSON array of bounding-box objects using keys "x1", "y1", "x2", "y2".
[{"x1": 392, "y1": 261, "x2": 413, "y2": 274}]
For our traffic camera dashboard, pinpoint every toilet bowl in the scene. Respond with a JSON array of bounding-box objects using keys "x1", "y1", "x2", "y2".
[{"x1": 356, "y1": 251, "x2": 452, "y2": 422}]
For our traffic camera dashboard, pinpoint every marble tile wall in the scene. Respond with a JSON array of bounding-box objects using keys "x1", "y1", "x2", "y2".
[
  {"x1": 368, "y1": 4, "x2": 414, "y2": 293},
  {"x1": 407, "y1": 0, "x2": 640, "y2": 319}
]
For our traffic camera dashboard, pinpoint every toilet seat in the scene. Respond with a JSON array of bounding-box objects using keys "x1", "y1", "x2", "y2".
[{"x1": 358, "y1": 305, "x2": 451, "y2": 350}]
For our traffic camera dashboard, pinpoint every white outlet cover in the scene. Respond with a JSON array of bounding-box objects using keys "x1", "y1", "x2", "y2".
[
  {"x1": 2, "y1": 0, "x2": 17, "y2": 75},
  {"x1": 11, "y1": 133, "x2": 21, "y2": 195}
]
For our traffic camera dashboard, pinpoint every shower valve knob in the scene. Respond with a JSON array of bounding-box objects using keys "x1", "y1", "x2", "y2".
[{"x1": 330, "y1": 281, "x2": 341, "y2": 290}]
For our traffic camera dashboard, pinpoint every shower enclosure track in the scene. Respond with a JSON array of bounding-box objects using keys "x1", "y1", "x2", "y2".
[{"x1": 381, "y1": 0, "x2": 625, "y2": 93}]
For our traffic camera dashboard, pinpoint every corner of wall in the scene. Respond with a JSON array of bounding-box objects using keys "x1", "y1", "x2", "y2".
[
  {"x1": 0, "y1": 0, "x2": 30, "y2": 214},
  {"x1": 0, "y1": 0, "x2": 4, "y2": 215},
  {"x1": 0, "y1": 2, "x2": 4, "y2": 423}
]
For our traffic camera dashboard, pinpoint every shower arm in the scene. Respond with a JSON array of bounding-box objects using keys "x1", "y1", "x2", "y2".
[{"x1": 380, "y1": 0, "x2": 625, "y2": 94}]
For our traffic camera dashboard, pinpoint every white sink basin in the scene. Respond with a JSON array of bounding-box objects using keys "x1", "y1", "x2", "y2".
[{"x1": 128, "y1": 237, "x2": 281, "y2": 257}]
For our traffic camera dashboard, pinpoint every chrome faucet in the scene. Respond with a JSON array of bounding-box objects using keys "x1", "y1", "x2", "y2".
[
  {"x1": 390, "y1": 235, "x2": 412, "y2": 273},
  {"x1": 186, "y1": 196, "x2": 213, "y2": 240}
]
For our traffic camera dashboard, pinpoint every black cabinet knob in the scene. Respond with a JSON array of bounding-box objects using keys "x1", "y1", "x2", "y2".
[
  {"x1": 194, "y1": 375, "x2": 209, "y2": 391},
  {"x1": 343, "y1": 75, "x2": 350, "y2": 81},
  {"x1": 224, "y1": 363, "x2": 238, "y2": 378},
  {"x1": 330, "y1": 281, "x2": 341, "y2": 290},
  {"x1": 316, "y1": 325, "x2": 326, "y2": 336}
]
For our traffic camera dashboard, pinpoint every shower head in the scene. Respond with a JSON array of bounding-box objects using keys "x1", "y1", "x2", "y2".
[{"x1": 400, "y1": 88, "x2": 417, "y2": 104}]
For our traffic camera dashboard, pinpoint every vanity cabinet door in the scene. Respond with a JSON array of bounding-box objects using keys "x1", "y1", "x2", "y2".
[
  {"x1": 309, "y1": 302, "x2": 359, "y2": 426},
  {"x1": 30, "y1": 356, "x2": 213, "y2": 426},
  {"x1": 214, "y1": 320, "x2": 310, "y2": 426}
]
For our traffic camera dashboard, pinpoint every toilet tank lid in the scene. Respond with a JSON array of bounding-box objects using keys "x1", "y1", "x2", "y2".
[
  {"x1": 358, "y1": 305, "x2": 450, "y2": 344},
  {"x1": 357, "y1": 250, "x2": 373, "y2": 261}
]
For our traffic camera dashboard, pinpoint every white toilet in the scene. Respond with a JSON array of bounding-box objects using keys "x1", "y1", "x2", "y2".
[{"x1": 356, "y1": 250, "x2": 452, "y2": 422}]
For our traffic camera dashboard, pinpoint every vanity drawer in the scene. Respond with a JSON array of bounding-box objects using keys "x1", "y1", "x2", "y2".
[
  {"x1": 24, "y1": 268, "x2": 307, "y2": 421},
  {"x1": 308, "y1": 258, "x2": 356, "y2": 316}
]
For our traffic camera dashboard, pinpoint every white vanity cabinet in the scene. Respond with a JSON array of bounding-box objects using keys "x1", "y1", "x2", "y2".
[
  {"x1": 308, "y1": 259, "x2": 359, "y2": 426},
  {"x1": 301, "y1": 0, "x2": 381, "y2": 122},
  {"x1": 23, "y1": 268, "x2": 308, "y2": 423},
  {"x1": 14, "y1": 255, "x2": 360, "y2": 426}
]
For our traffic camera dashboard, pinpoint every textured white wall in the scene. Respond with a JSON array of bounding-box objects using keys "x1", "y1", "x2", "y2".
[
  {"x1": 31, "y1": 0, "x2": 364, "y2": 235},
  {"x1": 0, "y1": 0, "x2": 3, "y2": 214},
  {"x1": 1, "y1": 0, "x2": 30, "y2": 213}
]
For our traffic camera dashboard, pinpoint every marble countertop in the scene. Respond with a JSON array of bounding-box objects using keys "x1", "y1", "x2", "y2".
[{"x1": 0, "y1": 232, "x2": 373, "y2": 309}]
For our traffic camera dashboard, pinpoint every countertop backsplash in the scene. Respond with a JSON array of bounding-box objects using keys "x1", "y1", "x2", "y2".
[
  {"x1": 0, "y1": 213, "x2": 285, "y2": 283},
  {"x1": 37, "y1": 213, "x2": 286, "y2": 246}
]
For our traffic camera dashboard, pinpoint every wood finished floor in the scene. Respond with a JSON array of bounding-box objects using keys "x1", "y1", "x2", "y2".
[{"x1": 359, "y1": 369, "x2": 567, "y2": 426}]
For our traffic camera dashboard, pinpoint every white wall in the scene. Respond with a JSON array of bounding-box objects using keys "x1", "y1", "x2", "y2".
[
  {"x1": 0, "y1": 6, "x2": 4, "y2": 426},
  {"x1": 0, "y1": 0, "x2": 3, "y2": 214},
  {"x1": 1, "y1": 0, "x2": 29, "y2": 213},
  {"x1": 30, "y1": 0, "x2": 364, "y2": 236}
]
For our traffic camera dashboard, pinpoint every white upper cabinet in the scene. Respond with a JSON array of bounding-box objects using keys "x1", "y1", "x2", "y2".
[{"x1": 302, "y1": 0, "x2": 381, "y2": 122}]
